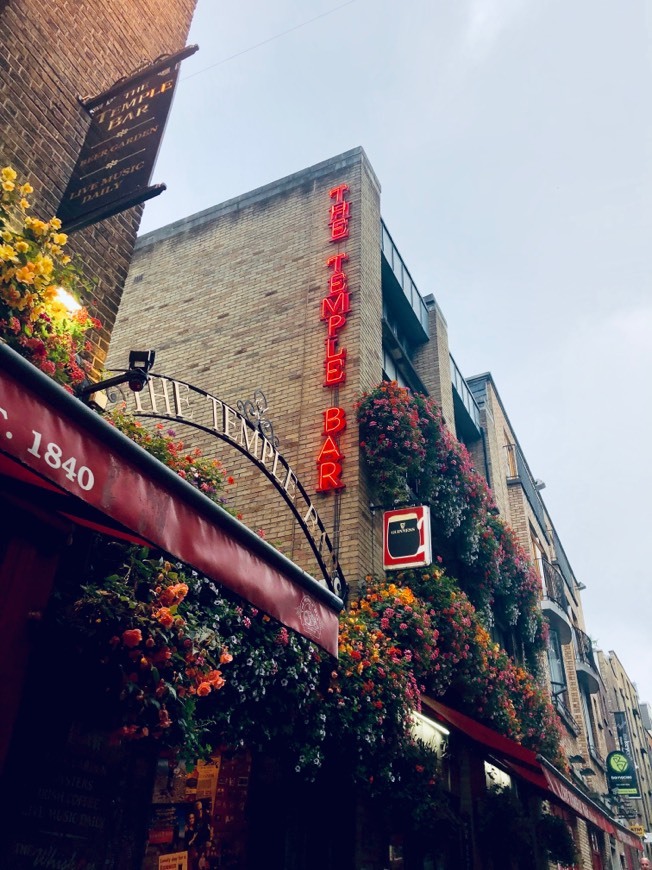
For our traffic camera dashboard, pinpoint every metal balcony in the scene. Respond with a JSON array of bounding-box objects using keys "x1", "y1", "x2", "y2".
[
  {"x1": 551, "y1": 527, "x2": 579, "y2": 598},
  {"x1": 449, "y1": 353, "x2": 482, "y2": 442},
  {"x1": 574, "y1": 627, "x2": 601, "y2": 694},
  {"x1": 380, "y1": 219, "x2": 430, "y2": 343},
  {"x1": 541, "y1": 558, "x2": 572, "y2": 645},
  {"x1": 504, "y1": 442, "x2": 549, "y2": 543}
]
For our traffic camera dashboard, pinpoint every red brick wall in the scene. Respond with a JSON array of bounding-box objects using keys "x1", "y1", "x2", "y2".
[{"x1": 0, "y1": 0, "x2": 197, "y2": 373}]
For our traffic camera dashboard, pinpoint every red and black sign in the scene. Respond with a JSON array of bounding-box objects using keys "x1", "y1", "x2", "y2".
[
  {"x1": 383, "y1": 506, "x2": 432, "y2": 570},
  {"x1": 57, "y1": 46, "x2": 197, "y2": 232}
]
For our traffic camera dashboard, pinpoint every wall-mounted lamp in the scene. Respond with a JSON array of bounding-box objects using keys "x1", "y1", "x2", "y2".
[
  {"x1": 569, "y1": 755, "x2": 585, "y2": 764},
  {"x1": 580, "y1": 767, "x2": 595, "y2": 777},
  {"x1": 534, "y1": 479, "x2": 546, "y2": 491},
  {"x1": 55, "y1": 286, "x2": 82, "y2": 313},
  {"x1": 77, "y1": 349, "x2": 156, "y2": 405}
]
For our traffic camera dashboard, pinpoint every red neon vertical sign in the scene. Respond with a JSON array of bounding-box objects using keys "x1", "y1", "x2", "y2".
[{"x1": 317, "y1": 183, "x2": 351, "y2": 492}]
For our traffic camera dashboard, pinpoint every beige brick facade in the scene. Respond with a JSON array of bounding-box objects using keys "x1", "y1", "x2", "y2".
[
  {"x1": 109, "y1": 149, "x2": 386, "y2": 589},
  {"x1": 0, "y1": 0, "x2": 197, "y2": 373}
]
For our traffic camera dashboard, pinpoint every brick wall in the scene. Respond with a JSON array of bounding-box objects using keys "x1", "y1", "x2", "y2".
[
  {"x1": 412, "y1": 298, "x2": 455, "y2": 430},
  {"x1": 0, "y1": 0, "x2": 197, "y2": 373},
  {"x1": 109, "y1": 148, "x2": 384, "y2": 589}
]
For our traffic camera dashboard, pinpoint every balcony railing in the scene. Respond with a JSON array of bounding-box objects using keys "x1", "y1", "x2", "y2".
[
  {"x1": 574, "y1": 626, "x2": 601, "y2": 694},
  {"x1": 381, "y1": 219, "x2": 430, "y2": 337},
  {"x1": 541, "y1": 556, "x2": 572, "y2": 644},
  {"x1": 450, "y1": 353, "x2": 482, "y2": 430},
  {"x1": 551, "y1": 527, "x2": 578, "y2": 594},
  {"x1": 575, "y1": 627, "x2": 597, "y2": 672},
  {"x1": 504, "y1": 442, "x2": 549, "y2": 542},
  {"x1": 541, "y1": 558, "x2": 569, "y2": 612}
]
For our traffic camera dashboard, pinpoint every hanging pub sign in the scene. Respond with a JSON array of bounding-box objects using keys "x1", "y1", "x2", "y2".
[
  {"x1": 383, "y1": 506, "x2": 432, "y2": 570},
  {"x1": 57, "y1": 45, "x2": 198, "y2": 232},
  {"x1": 607, "y1": 750, "x2": 641, "y2": 798}
]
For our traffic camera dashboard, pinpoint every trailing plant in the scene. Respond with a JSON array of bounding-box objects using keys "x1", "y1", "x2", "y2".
[
  {"x1": 537, "y1": 812, "x2": 578, "y2": 867},
  {"x1": 106, "y1": 408, "x2": 236, "y2": 510},
  {"x1": 357, "y1": 382, "x2": 547, "y2": 665},
  {"x1": 476, "y1": 785, "x2": 535, "y2": 866},
  {"x1": 0, "y1": 165, "x2": 100, "y2": 389},
  {"x1": 57, "y1": 547, "x2": 231, "y2": 762},
  {"x1": 345, "y1": 570, "x2": 563, "y2": 763},
  {"x1": 357, "y1": 379, "x2": 426, "y2": 503}
]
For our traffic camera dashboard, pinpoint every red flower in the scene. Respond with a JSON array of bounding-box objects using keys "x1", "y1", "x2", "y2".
[{"x1": 122, "y1": 629, "x2": 142, "y2": 648}]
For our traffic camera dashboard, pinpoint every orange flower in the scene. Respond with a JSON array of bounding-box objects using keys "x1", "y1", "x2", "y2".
[
  {"x1": 122, "y1": 628, "x2": 143, "y2": 648},
  {"x1": 205, "y1": 669, "x2": 225, "y2": 690},
  {"x1": 154, "y1": 607, "x2": 174, "y2": 628},
  {"x1": 158, "y1": 582, "x2": 189, "y2": 606},
  {"x1": 220, "y1": 649, "x2": 233, "y2": 664},
  {"x1": 196, "y1": 682, "x2": 212, "y2": 697}
]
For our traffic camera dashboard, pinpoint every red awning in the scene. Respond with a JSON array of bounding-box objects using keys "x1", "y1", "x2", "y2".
[
  {"x1": 0, "y1": 345, "x2": 342, "y2": 655},
  {"x1": 421, "y1": 698, "x2": 643, "y2": 851}
]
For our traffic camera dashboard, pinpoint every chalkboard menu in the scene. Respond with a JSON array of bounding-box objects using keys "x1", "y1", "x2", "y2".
[{"x1": 1, "y1": 722, "x2": 155, "y2": 869}]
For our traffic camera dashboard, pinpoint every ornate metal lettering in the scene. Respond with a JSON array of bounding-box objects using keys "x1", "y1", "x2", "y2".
[
  {"x1": 236, "y1": 389, "x2": 279, "y2": 448},
  {"x1": 105, "y1": 373, "x2": 345, "y2": 599}
]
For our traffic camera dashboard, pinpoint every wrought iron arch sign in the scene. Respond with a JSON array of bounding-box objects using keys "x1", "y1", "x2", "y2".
[{"x1": 105, "y1": 373, "x2": 346, "y2": 599}]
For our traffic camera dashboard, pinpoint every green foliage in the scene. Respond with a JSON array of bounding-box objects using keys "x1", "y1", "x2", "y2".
[
  {"x1": 537, "y1": 813, "x2": 578, "y2": 867},
  {"x1": 476, "y1": 786, "x2": 535, "y2": 866}
]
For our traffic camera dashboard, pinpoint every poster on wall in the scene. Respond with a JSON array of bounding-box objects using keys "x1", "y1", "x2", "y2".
[
  {"x1": 383, "y1": 506, "x2": 432, "y2": 570},
  {"x1": 143, "y1": 751, "x2": 251, "y2": 870}
]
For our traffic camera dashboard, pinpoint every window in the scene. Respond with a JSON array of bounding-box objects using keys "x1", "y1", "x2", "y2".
[
  {"x1": 580, "y1": 687, "x2": 597, "y2": 753},
  {"x1": 548, "y1": 629, "x2": 567, "y2": 697},
  {"x1": 530, "y1": 528, "x2": 545, "y2": 580},
  {"x1": 382, "y1": 346, "x2": 409, "y2": 388},
  {"x1": 503, "y1": 431, "x2": 517, "y2": 478}
]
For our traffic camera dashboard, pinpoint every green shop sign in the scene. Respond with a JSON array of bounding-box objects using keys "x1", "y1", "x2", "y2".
[{"x1": 607, "y1": 751, "x2": 641, "y2": 797}]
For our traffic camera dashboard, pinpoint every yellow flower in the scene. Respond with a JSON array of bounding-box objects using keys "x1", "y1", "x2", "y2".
[
  {"x1": 19, "y1": 198, "x2": 30, "y2": 210},
  {"x1": 15, "y1": 264, "x2": 36, "y2": 284},
  {"x1": 28, "y1": 219, "x2": 48, "y2": 235},
  {"x1": 60, "y1": 254, "x2": 71, "y2": 265},
  {"x1": 15, "y1": 241, "x2": 29, "y2": 253},
  {"x1": 33, "y1": 254, "x2": 53, "y2": 275},
  {"x1": 1, "y1": 167, "x2": 17, "y2": 182},
  {"x1": 2, "y1": 180, "x2": 15, "y2": 192},
  {"x1": 0, "y1": 244, "x2": 16, "y2": 261},
  {"x1": 52, "y1": 232, "x2": 67, "y2": 246},
  {"x1": 1, "y1": 231, "x2": 12, "y2": 243},
  {"x1": 49, "y1": 217, "x2": 62, "y2": 230},
  {"x1": 19, "y1": 183, "x2": 33, "y2": 195}
]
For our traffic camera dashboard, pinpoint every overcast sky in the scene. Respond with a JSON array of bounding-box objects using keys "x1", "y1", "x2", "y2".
[{"x1": 140, "y1": 0, "x2": 652, "y2": 704}]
